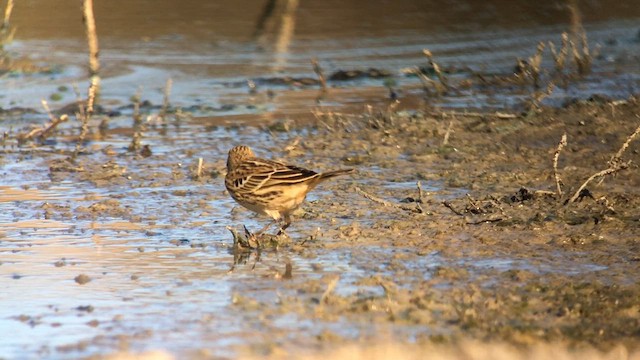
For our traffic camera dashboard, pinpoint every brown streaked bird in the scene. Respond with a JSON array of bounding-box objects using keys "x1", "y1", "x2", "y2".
[{"x1": 225, "y1": 145, "x2": 354, "y2": 236}]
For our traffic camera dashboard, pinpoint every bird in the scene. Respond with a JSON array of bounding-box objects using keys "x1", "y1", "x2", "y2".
[{"x1": 225, "y1": 145, "x2": 354, "y2": 236}]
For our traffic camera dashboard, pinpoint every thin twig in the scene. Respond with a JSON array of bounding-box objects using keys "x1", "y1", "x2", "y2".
[{"x1": 553, "y1": 133, "x2": 567, "y2": 197}]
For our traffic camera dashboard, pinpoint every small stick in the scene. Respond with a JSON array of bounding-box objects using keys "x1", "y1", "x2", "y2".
[
  {"x1": 553, "y1": 133, "x2": 567, "y2": 197},
  {"x1": 355, "y1": 186, "x2": 395, "y2": 207},
  {"x1": 355, "y1": 186, "x2": 422, "y2": 214}
]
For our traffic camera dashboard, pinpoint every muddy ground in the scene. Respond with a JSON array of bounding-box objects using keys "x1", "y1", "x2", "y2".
[
  {"x1": 2, "y1": 89, "x2": 639, "y2": 358},
  {"x1": 225, "y1": 96, "x2": 640, "y2": 357}
]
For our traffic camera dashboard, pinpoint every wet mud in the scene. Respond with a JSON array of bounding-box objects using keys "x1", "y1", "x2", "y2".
[{"x1": 2, "y1": 92, "x2": 639, "y2": 358}]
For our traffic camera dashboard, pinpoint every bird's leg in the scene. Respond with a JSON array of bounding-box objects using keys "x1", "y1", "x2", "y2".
[
  {"x1": 254, "y1": 220, "x2": 277, "y2": 237},
  {"x1": 276, "y1": 215, "x2": 292, "y2": 237}
]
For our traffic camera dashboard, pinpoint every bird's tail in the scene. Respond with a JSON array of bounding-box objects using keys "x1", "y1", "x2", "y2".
[{"x1": 316, "y1": 168, "x2": 355, "y2": 183}]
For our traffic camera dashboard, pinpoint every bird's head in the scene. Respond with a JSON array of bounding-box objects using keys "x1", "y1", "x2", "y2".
[{"x1": 227, "y1": 145, "x2": 255, "y2": 171}]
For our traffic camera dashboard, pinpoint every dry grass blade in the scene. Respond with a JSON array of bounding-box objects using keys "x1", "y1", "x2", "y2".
[
  {"x1": 311, "y1": 57, "x2": 327, "y2": 94},
  {"x1": 423, "y1": 49, "x2": 449, "y2": 91},
  {"x1": 553, "y1": 133, "x2": 567, "y2": 197},
  {"x1": 319, "y1": 275, "x2": 340, "y2": 304}
]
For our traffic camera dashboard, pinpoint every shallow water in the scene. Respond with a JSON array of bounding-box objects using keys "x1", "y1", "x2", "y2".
[{"x1": 1, "y1": 1, "x2": 639, "y2": 358}]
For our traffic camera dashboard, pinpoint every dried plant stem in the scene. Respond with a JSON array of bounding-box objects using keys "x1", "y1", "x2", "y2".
[
  {"x1": 196, "y1": 157, "x2": 203, "y2": 179},
  {"x1": 566, "y1": 125, "x2": 640, "y2": 204},
  {"x1": 429, "y1": 110, "x2": 517, "y2": 119},
  {"x1": 355, "y1": 186, "x2": 422, "y2": 214},
  {"x1": 17, "y1": 111, "x2": 69, "y2": 144},
  {"x1": 423, "y1": 49, "x2": 449, "y2": 91},
  {"x1": 528, "y1": 42, "x2": 545, "y2": 89},
  {"x1": 443, "y1": 118, "x2": 454, "y2": 146},
  {"x1": 609, "y1": 124, "x2": 640, "y2": 165},
  {"x1": 160, "y1": 78, "x2": 173, "y2": 122},
  {"x1": 83, "y1": 0, "x2": 100, "y2": 114},
  {"x1": 319, "y1": 275, "x2": 340, "y2": 304},
  {"x1": 567, "y1": 0, "x2": 591, "y2": 75},
  {"x1": 530, "y1": 82, "x2": 555, "y2": 110},
  {"x1": 553, "y1": 133, "x2": 567, "y2": 197},
  {"x1": 129, "y1": 88, "x2": 144, "y2": 152},
  {"x1": 549, "y1": 33, "x2": 569, "y2": 73},
  {"x1": 311, "y1": 58, "x2": 327, "y2": 94},
  {"x1": 0, "y1": 0, "x2": 14, "y2": 49},
  {"x1": 412, "y1": 67, "x2": 437, "y2": 95},
  {"x1": 41, "y1": 100, "x2": 56, "y2": 122},
  {"x1": 1, "y1": 0, "x2": 12, "y2": 28},
  {"x1": 72, "y1": 85, "x2": 88, "y2": 157},
  {"x1": 355, "y1": 186, "x2": 394, "y2": 207}
]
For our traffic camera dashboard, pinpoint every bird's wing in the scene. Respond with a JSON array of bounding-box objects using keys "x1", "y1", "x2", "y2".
[{"x1": 229, "y1": 158, "x2": 319, "y2": 192}]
